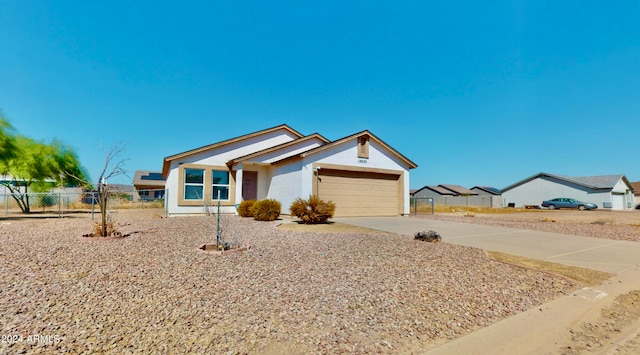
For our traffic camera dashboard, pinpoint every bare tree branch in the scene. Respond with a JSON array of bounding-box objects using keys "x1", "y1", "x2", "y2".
[{"x1": 93, "y1": 141, "x2": 129, "y2": 237}]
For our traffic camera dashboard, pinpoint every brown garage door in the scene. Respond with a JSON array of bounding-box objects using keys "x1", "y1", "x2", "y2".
[{"x1": 317, "y1": 169, "x2": 400, "y2": 217}]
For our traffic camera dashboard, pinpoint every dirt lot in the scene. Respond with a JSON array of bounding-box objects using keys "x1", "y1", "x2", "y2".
[{"x1": 1, "y1": 208, "x2": 639, "y2": 354}]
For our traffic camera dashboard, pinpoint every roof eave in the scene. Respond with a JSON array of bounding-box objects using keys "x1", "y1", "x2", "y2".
[{"x1": 161, "y1": 124, "x2": 304, "y2": 178}]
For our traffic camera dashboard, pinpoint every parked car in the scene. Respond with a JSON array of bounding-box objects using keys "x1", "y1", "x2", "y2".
[{"x1": 541, "y1": 198, "x2": 597, "y2": 210}]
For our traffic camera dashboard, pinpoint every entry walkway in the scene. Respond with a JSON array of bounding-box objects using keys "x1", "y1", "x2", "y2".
[{"x1": 333, "y1": 216, "x2": 640, "y2": 354}]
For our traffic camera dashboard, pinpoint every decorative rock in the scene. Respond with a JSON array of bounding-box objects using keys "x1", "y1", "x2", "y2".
[
  {"x1": 0, "y1": 211, "x2": 580, "y2": 354},
  {"x1": 414, "y1": 230, "x2": 442, "y2": 242}
]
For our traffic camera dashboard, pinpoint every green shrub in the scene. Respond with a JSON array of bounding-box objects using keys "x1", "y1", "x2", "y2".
[
  {"x1": 250, "y1": 198, "x2": 281, "y2": 221},
  {"x1": 290, "y1": 195, "x2": 335, "y2": 224},
  {"x1": 237, "y1": 199, "x2": 257, "y2": 217},
  {"x1": 38, "y1": 193, "x2": 57, "y2": 207}
]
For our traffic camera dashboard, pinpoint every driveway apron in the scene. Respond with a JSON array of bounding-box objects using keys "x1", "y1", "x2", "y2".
[
  {"x1": 333, "y1": 216, "x2": 640, "y2": 274},
  {"x1": 333, "y1": 216, "x2": 640, "y2": 354}
]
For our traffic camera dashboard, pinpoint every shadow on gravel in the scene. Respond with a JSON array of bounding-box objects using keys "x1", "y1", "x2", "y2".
[{"x1": 0, "y1": 211, "x2": 92, "y2": 221}]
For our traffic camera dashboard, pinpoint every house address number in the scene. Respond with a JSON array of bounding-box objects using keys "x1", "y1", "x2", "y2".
[{"x1": 358, "y1": 159, "x2": 368, "y2": 164}]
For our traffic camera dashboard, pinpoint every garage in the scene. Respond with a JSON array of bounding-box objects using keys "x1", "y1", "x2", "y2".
[
  {"x1": 611, "y1": 193, "x2": 625, "y2": 210},
  {"x1": 316, "y1": 169, "x2": 401, "y2": 217}
]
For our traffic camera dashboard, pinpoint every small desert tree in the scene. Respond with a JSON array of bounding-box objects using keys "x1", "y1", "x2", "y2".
[
  {"x1": 0, "y1": 110, "x2": 89, "y2": 213},
  {"x1": 0, "y1": 136, "x2": 88, "y2": 213},
  {"x1": 92, "y1": 142, "x2": 128, "y2": 237}
]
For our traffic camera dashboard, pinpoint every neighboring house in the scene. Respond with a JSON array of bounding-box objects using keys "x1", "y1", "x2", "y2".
[
  {"x1": 412, "y1": 185, "x2": 458, "y2": 199},
  {"x1": 0, "y1": 174, "x2": 84, "y2": 203},
  {"x1": 412, "y1": 184, "x2": 501, "y2": 208},
  {"x1": 632, "y1": 181, "x2": 640, "y2": 207},
  {"x1": 162, "y1": 124, "x2": 417, "y2": 217},
  {"x1": 501, "y1": 172, "x2": 635, "y2": 210},
  {"x1": 412, "y1": 184, "x2": 478, "y2": 198},
  {"x1": 470, "y1": 186, "x2": 501, "y2": 195},
  {"x1": 439, "y1": 184, "x2": 478, "y2": 196},
  {"x1": 133, "y1": 170, "x2": 166, "y2": 200}
]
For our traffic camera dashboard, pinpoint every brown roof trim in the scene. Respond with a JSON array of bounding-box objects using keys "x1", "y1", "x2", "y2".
[
  {"x1": 226, "y1": 133, "x2": 330, "y2": 166},
  {"x1": 296, "y1": 130, "x2": 418, "y2": 169},
  {"x1": 162, "y1": 124, "x2": 304, "y2": 177}
]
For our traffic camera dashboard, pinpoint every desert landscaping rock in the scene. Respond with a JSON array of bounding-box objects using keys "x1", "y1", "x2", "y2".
[
  {"x1": 1, "y1": 210, "x2": 577, "y2": 353},
  {"x1": 414, "y1": 230, "x2": 442, "y2": 242}
]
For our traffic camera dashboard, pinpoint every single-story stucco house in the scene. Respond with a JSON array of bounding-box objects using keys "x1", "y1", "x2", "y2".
[
  {"x1": 161, "y1": 124, "x2": 417, "y2": 217},
  {"x1": 501, "y1": 172, "x2": 635, "y2": 210},
  {"x1": 412, "y1": 184, "x2": 502, "y2": 208},
  {"x1": 412, "y1": 184, "x2": 478, "y2": 198},
  {"x1": 132, "y1": 170, "x2": 166, "y2": 201}
]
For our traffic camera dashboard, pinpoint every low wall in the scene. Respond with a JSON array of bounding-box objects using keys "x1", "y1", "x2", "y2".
[{"x1": 431, "y1": 195, "x2": 503, "y2": 208}]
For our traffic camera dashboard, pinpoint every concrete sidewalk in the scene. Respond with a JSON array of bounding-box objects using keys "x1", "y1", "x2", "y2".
[{"x1": 333, "y1": 216, "x2": 640, "y2": 354}]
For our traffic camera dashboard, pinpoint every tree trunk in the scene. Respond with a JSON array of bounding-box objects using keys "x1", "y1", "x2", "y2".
[
  {"x1": 99, "y1": 184, "x2": 108, "y2": 237},
  {"x1": 24, "y1": 187, "x2": 30, "y2": 213},
  {"x1": 3, "y1": 183, "x2": 30, "y2": 213}
]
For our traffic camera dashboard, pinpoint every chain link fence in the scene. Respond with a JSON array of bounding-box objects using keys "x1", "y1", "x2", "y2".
[
  {"x1": 0, "y1": 189, "x2": 166, "y2": 217},
  {"x1": 411, "y1": 197, "x2": 434, "y2": 215}
]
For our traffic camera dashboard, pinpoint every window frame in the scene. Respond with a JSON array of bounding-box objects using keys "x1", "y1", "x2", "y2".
[
  {"x1": 183, "y1": 168, "x2": 205, "y2": 200},
  {"x1": 211, "y1": 169, "x2": 230, "y2": 201},
  {"x1": 177, "y1": 164, "x2": 236, "y2": 206}
]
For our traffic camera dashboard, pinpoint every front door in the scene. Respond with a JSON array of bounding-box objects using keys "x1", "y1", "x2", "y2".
[{"x1": 242, "y1": 171, "x2": 258, "y2": 201}]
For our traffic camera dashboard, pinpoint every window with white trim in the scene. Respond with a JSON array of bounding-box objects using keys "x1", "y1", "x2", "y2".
[
  {"x1": 184, "y1": 168, "x2": 204, "y2": 200},
  {"x1": 211, "y1": 170, "x2": 230, "y2": 200}
]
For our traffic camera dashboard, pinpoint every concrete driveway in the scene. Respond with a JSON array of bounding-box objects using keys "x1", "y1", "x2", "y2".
[
  {"x1": 333, "y1": 216, "x2": 640, "y2": 354},
  {"x1": 333, "y1": 216, "x2": 640, "y2": 274}
]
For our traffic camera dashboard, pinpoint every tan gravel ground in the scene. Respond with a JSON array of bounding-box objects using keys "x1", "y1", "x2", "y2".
[
  {"x1": 414, "y1": 209, "x2": 640, "y2": 242},
  {"x1": 1, "y1": 209, "x2": 577, "y2": 354}
]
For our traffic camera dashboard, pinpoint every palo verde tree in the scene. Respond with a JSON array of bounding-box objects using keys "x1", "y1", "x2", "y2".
[
  {"x1": 0, "y1": 113, "x2": 17, "y2": 163},
  {"x1": 0, "y1": 135, "x2": 88, "y2": 213}
]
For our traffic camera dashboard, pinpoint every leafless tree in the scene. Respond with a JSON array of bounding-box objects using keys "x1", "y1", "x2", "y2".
[{"x1": 93, "y1": 142, "x2": 129, "y2": 237}]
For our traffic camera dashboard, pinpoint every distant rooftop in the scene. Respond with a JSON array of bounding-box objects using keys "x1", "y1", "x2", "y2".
[
  {"x1": 141, "y1": 172, "x2": 165, "y2": 181},
  {"x1": 439, "y1": 184, "x2": 478, "y2": 195},
  {"x1": 133, "y1": 170, "x2": 166, "y2": 187},
  {"x1": 471, "y1": 186, "x2": 501, "y2": 195}
]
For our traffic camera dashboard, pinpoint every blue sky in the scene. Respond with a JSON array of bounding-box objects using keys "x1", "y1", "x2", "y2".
[{"x1": 1, "y1": 1, "x2": 639, "y2": 189}]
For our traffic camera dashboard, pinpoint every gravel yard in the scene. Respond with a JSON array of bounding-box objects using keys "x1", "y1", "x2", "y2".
[
  {"x1": 414, "y1": 209, "x2": 640, "y2": 242},
  {"x1": 1, "y1": 210, "x2": 576, "y2": 354}
]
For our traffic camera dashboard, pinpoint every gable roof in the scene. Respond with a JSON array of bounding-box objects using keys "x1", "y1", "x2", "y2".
[
  {"x1": 413, "y1": 185, "x2": 457, "y2": 195},
  {"x1": 471, "y1": 186, "x2": 501, "y2": 195},
  {"x1": 439, "y1": 184, "x2": 478, "y2": 195},
  {"x1": 502, "y1": 172, "x2": 632, "y2": 192},
  {"x1": 564, "y1": 174, "x2": 630, "y2": 189},
  {"x1": 273, "y1": 130, "x2": 418, "y2": 169},
  {"x1": 162, "y1": 124, "x2": 303, "y2": 176},
  {"x1": 226, "y1": 133, "x2": 330, "y2": 166},
  {"x1": 631, "y1": 181, "x2": 640, "y2": 196}
]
